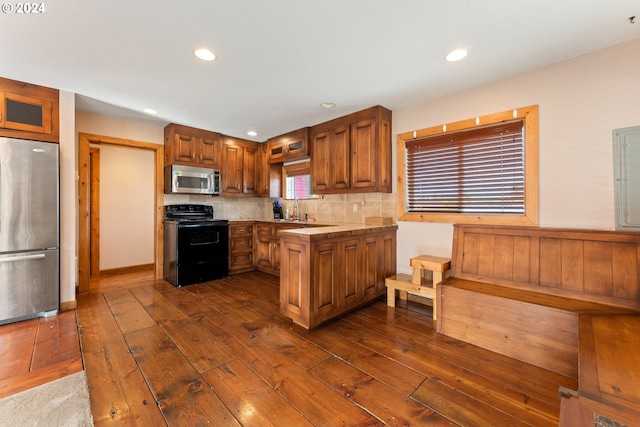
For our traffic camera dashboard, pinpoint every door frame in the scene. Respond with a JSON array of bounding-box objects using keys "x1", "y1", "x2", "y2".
[
  {"x1": 89, "y1": 146, "x2": 100, "y2": 277},
  {"x1": 78, "y1": 132, "x2": 164, "y2": 293}
]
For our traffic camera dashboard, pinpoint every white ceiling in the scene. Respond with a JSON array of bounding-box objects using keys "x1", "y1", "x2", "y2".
[{"x1": 1, "y1": 1, "x2": 638, "y2": 141}]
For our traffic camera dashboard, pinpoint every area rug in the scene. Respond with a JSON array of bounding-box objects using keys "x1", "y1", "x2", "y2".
[{"x1": 0, "y1": 371, "x2": 94, "y2": 426}]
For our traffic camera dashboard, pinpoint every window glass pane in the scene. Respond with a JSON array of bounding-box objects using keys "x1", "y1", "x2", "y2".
[{"x1": 284, "y1": 174, "x2": 317, "y2": 200}]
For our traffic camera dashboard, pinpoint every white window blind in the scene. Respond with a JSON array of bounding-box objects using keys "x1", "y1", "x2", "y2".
[{"x1": 405, "y1": 120, "x2": 524, "y2": 214}]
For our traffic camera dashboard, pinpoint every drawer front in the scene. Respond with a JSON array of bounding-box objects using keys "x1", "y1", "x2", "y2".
[
  {"x1": 230, "y1": 252, "x2": 253, "y2": 269},
  {"x1": 256, "y1": 224, "x2": 274, "y2": 237},
  {"x1": 230, "y1": 224, "x2": 253, "y2": 236},
  {"x1": 231, "y1": 237, "x2": 252, "y2": 252}
]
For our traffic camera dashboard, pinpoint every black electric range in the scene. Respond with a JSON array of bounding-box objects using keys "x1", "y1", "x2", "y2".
[{"x1": 163, "y1": 204, "x2": 229, "y2": 287}]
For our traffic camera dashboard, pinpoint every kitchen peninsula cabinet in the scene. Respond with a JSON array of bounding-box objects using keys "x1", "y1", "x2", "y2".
[
  {"x1": 310, "y1": 105, "x2": 392, "y2": 194},
  {"x1": 0, "y1": 77, "x2": 59, "y2": 143},
  {"x1": 279, "y1": 224, "x2": 397, "y2": 329},
  {"x1": 164, "y1": 123, "x2": 222, "y2": 168}
]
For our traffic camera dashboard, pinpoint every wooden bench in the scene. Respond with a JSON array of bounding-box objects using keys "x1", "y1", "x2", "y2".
[
  {"x1": 436, "y1": 224, "x2": 640, "y2": 425},
  {"x1": 437, "y1": 224, "x2": 640, "y2": 378}
]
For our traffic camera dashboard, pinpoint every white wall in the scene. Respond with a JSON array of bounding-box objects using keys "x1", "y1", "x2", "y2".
[
  {"x1": 59, "y1": 91, "x2": 76, "y2": 305},
  {"x1": 393, "y1": 39, "x2": 640, "y2": 274},
  {"x1": 95, "y1": 145, "x2": 154, "y2": 270},
  {"x1": 75, "y1": 111, "x2": 164, "y2": 144}
]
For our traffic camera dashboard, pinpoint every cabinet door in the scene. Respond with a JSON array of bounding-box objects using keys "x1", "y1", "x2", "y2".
[
  {"x1": 243, "y1": 144, "x2": 260, "y2": 194},
  {"x1": 362, "y1": 236, "x2": 380, "y2": 299},
  {"x1": 350, "y1": 118, "x2": 377, "y2": 190},
  {"x1": 272, "y1": 237, "x2": 281, "y2": 271},
  {"x1": 280, "y1": 240, "x2": 309, "y2": 324},
  {"x1": 311, "y1": 131, "x2": 331, "y2": 193},
  {"x1": 330, "y1": 125, "x2": 351, "y2": 190},
  {"x1": 197, "y1": 135, "x2": 222, "y2": 167},
  {"x1": 268, "y1": 140, "x2": 287, "y2": 163},
  {"x1": 312, "y1": 242, "x2": 340, "y2": 320},
  {"x1": 285, "y1": 136, "x2": 308, "y2": 160},
  {"x1": 0, "y1": 92, "x2": 53, "y2": 135},
  {"x1": 341, "y1": 239, "x2": 362, "y2": 307},
  {"x1": 173, "y1": 133, "x2": 197, "y2": 163},
  {"x1": 221, "y1": 143, "x2": 243, "y2": 193},
  {"x1": 255, "y1": 225, "x2": 273, "y2": 270},
  {"x1": 380, "y1": 231, "x2": 396, "y2": 292}
]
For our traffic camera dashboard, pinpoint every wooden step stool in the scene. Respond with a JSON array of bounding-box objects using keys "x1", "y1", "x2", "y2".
[{"x1": 385, "y1": 255, "x2": 451, "y2": 320}]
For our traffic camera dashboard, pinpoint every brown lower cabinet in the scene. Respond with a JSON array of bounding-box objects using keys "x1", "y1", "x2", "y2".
[
  {"x1": 255, "y1": 222, "x2": 305, "y2": 275},
  {"x1": 279, "y1": 225, "x2": 397, "y2": 329},
  {"x1": 228, "y1": 221, "x2": 307, "y2": 275},
  {"x1": 228, "y1": 222, "x2": 255, "y2": 274}
]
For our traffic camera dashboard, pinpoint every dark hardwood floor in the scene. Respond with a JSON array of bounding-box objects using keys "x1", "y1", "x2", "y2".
[
  {"x1": 75, "y1": 270, "x2": 575, "y2": 426},
  {"x1": 0, "y1": 309, "x2": 82, "y2": 399}
]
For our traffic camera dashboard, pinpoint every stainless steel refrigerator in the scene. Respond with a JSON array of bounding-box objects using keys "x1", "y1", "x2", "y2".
[{"x1": 0, "y1": 137, "x2": 59, "y2": 325}]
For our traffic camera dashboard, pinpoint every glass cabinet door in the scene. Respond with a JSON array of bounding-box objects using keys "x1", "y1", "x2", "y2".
[{"x1": 0, "y1": 92, "x2": 53, "y2": 134}]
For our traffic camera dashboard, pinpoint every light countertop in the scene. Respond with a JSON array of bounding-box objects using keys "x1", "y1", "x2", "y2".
[{"x1": 228, "y1": 218, "x2": 397, "y2": 237}]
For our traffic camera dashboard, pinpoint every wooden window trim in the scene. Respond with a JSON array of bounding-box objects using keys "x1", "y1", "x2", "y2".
[
  {"x1": 397, "y1": 105, "x2": 539, "y2": 226},
  {"x1": 283, "y1": 160, "x2": 311, "y2": 177}
]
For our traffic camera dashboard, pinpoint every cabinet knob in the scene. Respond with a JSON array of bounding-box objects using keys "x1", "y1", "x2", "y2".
[{"x1": 192, "y1": 153, "x2": 196, "y2": 159}]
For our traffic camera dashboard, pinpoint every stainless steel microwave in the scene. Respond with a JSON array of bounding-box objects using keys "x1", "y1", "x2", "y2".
[{"x1": 164, "y1": 165, "x2": 220, "y2": 195}]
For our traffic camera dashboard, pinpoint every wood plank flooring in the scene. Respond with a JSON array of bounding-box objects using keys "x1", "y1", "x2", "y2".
[
  {"x1": 0, "y1": 270, "x2": 575, "y2": 425},
  {"x1": 0, "y1": 310, "x2": 82, "y2": 399},
  {"x1": 75, "y1": 270, "x2": 576, "y2": 426}
]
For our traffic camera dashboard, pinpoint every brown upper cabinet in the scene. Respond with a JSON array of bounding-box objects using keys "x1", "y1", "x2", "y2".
[
  {"x1": 221, "y1": 136, "x2": 264, "y2": 197},
  {"x1": 266, "y1": 127, "x2": 309, "y2": 164},
  {"x1": 310, "y1": 106, "x2": 392, "y2": 194},
  {"x1": 0, "y1": 77, "x2": 59, "y2": 143},
  {"x1": 164, "y1": 123, "x2": 222, "y2": 168}
]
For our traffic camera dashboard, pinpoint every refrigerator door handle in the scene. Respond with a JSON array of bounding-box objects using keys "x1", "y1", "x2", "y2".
[{"x1": 0, "y1": 253, "x2": 46, "y2": 263}]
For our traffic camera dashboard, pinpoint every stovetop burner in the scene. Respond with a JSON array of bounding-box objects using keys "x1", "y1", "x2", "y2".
[{"x1": 164, "y1": 204, "x2": 226, "y2": 223}]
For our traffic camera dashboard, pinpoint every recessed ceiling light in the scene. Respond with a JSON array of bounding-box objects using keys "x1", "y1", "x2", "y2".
[
  {"x1": 320, "y1": 102, "x2": 336, "y2": 108},
  {"x1": 143, "y1": 108, "x2": 158, "y2": 115},
  {"x1": 194, "y1": 48, "x2": 216, "y2": 61},
  {"x1": 445, "y1": 49, "x2": 468, "y2": 62},
  {"x1": 247, "y1": 130, "x2": 258, "y2": 137}
]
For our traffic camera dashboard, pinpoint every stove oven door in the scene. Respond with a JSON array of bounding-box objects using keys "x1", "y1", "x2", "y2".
[{"x1": 173, "y1": 222, "x2": 229, "y2": 286}]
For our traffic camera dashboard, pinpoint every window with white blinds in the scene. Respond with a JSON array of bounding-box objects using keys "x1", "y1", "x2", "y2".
[
  {"x1": 406, "y1": 121, "x2": 524, "y2": 214},
  {"x1": 397, "y1": 105, "x2": 538, "y2": 226}
]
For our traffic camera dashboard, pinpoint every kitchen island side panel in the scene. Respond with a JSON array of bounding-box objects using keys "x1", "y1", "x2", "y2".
[{"x1": 279, "y1": 225, "x2": 397, "y2": 329}]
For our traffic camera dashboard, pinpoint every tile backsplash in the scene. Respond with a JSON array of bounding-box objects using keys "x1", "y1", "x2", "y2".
[{"x1": 164, "y1": 193, "x2": 398, "y2": 224}]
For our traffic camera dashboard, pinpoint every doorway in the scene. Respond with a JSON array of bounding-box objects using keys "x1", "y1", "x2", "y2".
[{"x1": 78, "y1": 133, "x2": 164, "y2": 293}]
